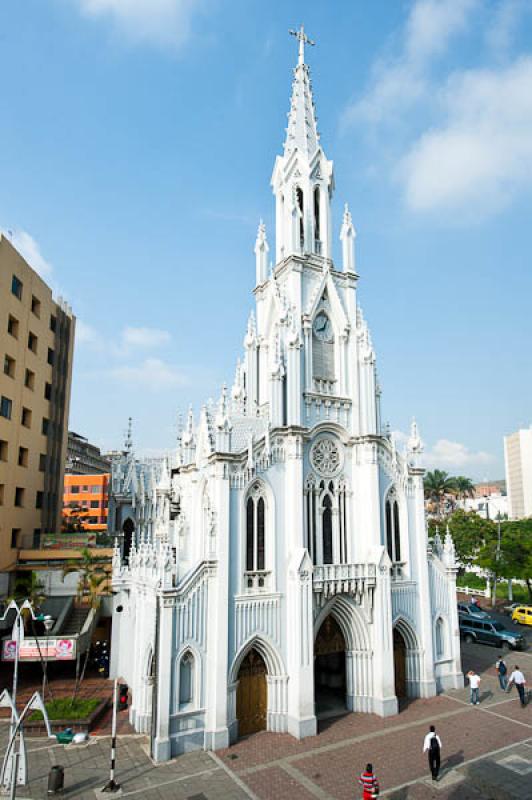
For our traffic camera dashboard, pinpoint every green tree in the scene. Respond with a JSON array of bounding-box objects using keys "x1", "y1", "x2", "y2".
[
  {"x1": 481, "y1": 519, "x2": 532, "y2": 603},
  {"x1": 424, "y1": 470, "x2": 458, "y2": 516},
  {"x1": 62, "y1": 548, "x2": 109, "y2": 704},
  {"x1": 62, "y1": 547, "x2": 107, "y2": 604},
  {"x1": 454, "y1": 476, "x2": 476, "y2": 506},
  {"x1": 429, "y1": 509, "x2": 495, "y2": 570}
]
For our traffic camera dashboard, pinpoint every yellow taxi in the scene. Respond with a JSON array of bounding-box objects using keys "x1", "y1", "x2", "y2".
[{"x1": 511, "y1": 605, "x2": 532, "y2": 626}]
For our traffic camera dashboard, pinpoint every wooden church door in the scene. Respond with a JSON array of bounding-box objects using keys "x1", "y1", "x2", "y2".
[{"x1": 236, "y1": 649, "x2": 267, "y2": 736}]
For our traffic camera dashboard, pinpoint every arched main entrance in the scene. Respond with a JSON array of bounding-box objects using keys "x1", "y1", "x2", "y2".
[
  {"x1": 236, "y1": 649, "x2": 267, "y2": 736},
  {"x1": 393, "y1": 628, "x2": 407, "y2": 699},
  {"x1": 314, "y1": 615, "x2": 347, "y2": 718}
]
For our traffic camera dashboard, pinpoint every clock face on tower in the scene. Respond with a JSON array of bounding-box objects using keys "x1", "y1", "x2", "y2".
[{"x1": 313, "y1": 312, "x2": 333, "y2": 342}]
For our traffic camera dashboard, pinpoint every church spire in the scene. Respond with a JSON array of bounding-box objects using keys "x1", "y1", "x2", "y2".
[
  {"x1": 271, "y1": 27, "x2": 334, "y2": 264},
  {"x1": 285, "y1": 25, "x2": 319, "y2": 161}
]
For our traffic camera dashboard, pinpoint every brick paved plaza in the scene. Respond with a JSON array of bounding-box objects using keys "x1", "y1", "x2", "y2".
[{"x1": 1, "y1": 642, "x2": 531, "y2": 799}]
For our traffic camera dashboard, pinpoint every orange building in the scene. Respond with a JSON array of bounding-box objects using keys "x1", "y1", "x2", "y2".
[{"x1": 63, "y1": 473, "x2": 110, "y2": 532}]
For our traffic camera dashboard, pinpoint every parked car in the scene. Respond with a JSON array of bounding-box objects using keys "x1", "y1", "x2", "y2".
[
  {"x1": 457, "y1": 602, "x2": 491, "y2": 620},
  {"x1": 511, "y1": 606, "x2": 532, "y2": 626},
  {"x1": 459, "y1": 616, "x2": 526, "y2": 650}
]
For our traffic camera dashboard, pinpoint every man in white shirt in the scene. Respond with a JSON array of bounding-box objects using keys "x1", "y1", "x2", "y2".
[
  {"x1": 508, "y1": 666, "x2": 527, "y2": 707},
  {"x1": 423, "y1": 725, "x2": 442, "y2": 781},
  {"x1": 468, "y1": 670, "x2": 481, "y2": 704}
]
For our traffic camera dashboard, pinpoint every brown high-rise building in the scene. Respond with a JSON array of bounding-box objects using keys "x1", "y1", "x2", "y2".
[{"x1": 0, "y1": 234, "x2": 75, "y2": 592}]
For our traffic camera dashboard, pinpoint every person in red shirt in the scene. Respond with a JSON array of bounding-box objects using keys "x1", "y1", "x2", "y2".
[{"x1": 359, "y1": 763, "x2": 379, "y2": 798}]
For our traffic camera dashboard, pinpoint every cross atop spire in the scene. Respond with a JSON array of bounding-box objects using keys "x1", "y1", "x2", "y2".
[
  {"x1": 289, "y1": 24, "x2": 315, "y2": 66},
  {"x1": 284, "y1": 25, "x2": 320, "y2": 160}
]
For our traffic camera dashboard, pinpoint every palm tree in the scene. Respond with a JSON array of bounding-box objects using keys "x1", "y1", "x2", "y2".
[
  {"x1": 62, "y1": 547, "x2": 107, "y2": 604},
  {"x1": 74, "y1": 572, "x2": 108, "y2": 698},
  {"x1": 454, "y1": 476, "x2": 475, "y2": 508},
  {"x1": 62, "y1": 548, "x2": 108, "y2": 704},
  {"x1": 424, "y1": 470, "x2": 458, "y2": 517}
]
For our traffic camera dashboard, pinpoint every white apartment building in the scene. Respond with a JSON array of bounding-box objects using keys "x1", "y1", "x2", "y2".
[{"x1": 504, "y1": 428, "x2": 532, "y2": 519}]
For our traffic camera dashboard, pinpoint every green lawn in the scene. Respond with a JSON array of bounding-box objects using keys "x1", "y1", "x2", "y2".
[{"x1": 30, "y1": 697, "x2": 101, "y2": 721}]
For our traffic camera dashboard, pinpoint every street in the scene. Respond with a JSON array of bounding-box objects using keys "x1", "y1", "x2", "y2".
[{"x1": 2, "y1": 631, "x2": 531, "y2": 800}]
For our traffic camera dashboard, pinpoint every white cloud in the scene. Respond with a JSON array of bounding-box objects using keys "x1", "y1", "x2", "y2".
[
  {"x1": 77, "y1": 0, "x2": 201, "y2": 50},
  {"x1": 423, "y1": 439, "x2": 495, "y2": 470},
  {"x1": 109, "y1": 358, "x2": 188, "y2": 390},
  {"x1": 398, "y1": 57, "x2": 532, "y2": 214},
  {"x1": 405, "y1": 0, "x2": 478, "y2": 63},
  {"x1": 122, "y1": 326, "x2": 171, "y2": 349},
  {"x1": 345, "y1": 0, "x2": 477, "y2": 126},
  {"x1": 75, "y1": 323, "x2": 171, "y2": 353},
  {"x1": 75, "y1": 320, "x2": 101, "y2": 345},
  {"x1": 1, "y1": 228, "x2": 53, "y2": 279}
]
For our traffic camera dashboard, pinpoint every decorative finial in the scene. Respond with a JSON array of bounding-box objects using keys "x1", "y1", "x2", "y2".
[
  {"x1": 289, "y1": 24, "x2": 315, "y2": 66},
  {"x1": 125, "y1": 417, "x2": 133, "y2": 453}
]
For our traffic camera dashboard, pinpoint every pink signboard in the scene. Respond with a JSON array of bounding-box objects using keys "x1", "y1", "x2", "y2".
[{"x1": 2, "y1": 637, "x2": 76, "y2": 662}]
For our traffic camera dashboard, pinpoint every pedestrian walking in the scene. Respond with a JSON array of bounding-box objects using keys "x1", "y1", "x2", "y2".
[
  {"x1": 359, "y1": 763, "x2": 379, "y2": 798},
  {"x1": 495, "y1": 655, "x2": 508, "y2": 691},
  {"x1": 423, "y1": 725, "x2": 442, "y2": 781},
  {"x1": 467, "y1": 670, "x2": 481, "y2": 705},
  {"x1": 508, "y1": 665, "x2": 527, "y2": 707}
]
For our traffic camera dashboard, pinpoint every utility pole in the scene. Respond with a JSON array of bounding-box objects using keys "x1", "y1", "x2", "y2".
[{"x1": 101, "y1": 679, "x2": 120, "y2": 793}]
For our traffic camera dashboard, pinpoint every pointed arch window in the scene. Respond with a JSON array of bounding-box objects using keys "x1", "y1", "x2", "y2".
[
  {"x1": 179, "y1": 651, "x2": 195, "y2": 709},
  {"x1": 322, "y1": 493, "x2": 333, "y2": 564},
  {"x1": 313, "y1": 186, "x2": 321, "y2": 253},
  {"x1": 296, "y1": 187, "x2": 304, "y2": 249},
  {"x1": 385, "y1": 494, "x2": 402, "y2": 563},
  {"x1": 304, "y1": 472, "x2": 348, "y2": 566},
  {"x1": 435, "y1": 618, "x2": 445, "y2": 659},
  {"x1": 245, "y1": 483, "x2": 268, "y2": 590}
]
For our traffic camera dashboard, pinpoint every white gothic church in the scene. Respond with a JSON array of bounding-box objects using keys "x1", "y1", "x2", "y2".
[{"x1": 110, "y1": 29, "x2": 463, "y2": 761}]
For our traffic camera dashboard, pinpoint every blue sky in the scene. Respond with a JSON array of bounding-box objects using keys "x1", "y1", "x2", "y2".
[{"x1": 1, "y1": 0, "x2": 531, "y2": 479}]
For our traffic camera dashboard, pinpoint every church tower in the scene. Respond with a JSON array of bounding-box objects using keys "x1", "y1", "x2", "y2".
[{"x1": 111, "y1": 27, "x2": 463, "y2": 763}]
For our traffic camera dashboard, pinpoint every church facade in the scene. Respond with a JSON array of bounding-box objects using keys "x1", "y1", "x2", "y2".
[{"x1": 110, "y1": 30, "x2": 463, "y2": 762}]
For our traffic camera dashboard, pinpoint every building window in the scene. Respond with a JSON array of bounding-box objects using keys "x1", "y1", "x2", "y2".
[
  {"x1": 245, "y1": 483, "x2": 266, "y2": 573},
  {"x1": 33, "y1": 529, "x2": 41, "y2": 548},
  {"x1": 39, "y1": 453, "x2": 47, "y2": 471},
  {"x1": 18, "y1": 447, "x2": 28, "y2": 467},
  {"x1": 0, "y1": 484, "x2": 4, "y2": 504},
  {"x1": 0, "y1": 440, "x2": 7, "y2": 461},
  {"x1": 47, "y1": 348, "x2": 54, "y2": 366},
  {"x1": 91, "y1": 485, "x2": 100, "y2": 494},
  {"x1": 28, "y1": 332, "x2": 38, "y2": 353},
  {"x1": 1, "y1": 396, "x2": 12, "y2": 419},
  {"x1": 90, "y1": 500, "x2": 99, "y2": 508},
  {"x1": 24, "y1": 369, "x2": 35, "y2": 390},
  {"x1": 7, "y1": 315, "x2": 19, "y2": 338},
  {"x1": 11, "y1": 275, "x2": 23, "y2": 300},
  {"x1": 36, "y1": 491, "x2": 44, "y2": 509},
  {"x1": 4, "y1": 355, "x2": 15, "y2": 378},
  {"x1": 11, "y1": 529, "x2": 20, "y2": 548},
  {"x1": 304, "y1": 473, "x2": 348, "y2": 566},
  {"x1": 21, "y1": 407, "x2": 32, "y2": 428},
  {"x1": 14, "y1": 487, "x2": 25, "y2": 507},
  {"x1": 31, "y1": 295, "x2": 41, "y2": 317},
  {"x1": 322, "y1": 493, "x2": 333, "y2": 564},
  {"x1": 70, "y1": 485, "x2": 80, "y2": 494},
  {"x1": 42, "y1": 417, "x2": 49, "y2": 435},
  {"x1": 44, "y1": 382, "x2": 52, "y2": 401},
  {"x1": 50, "y1": 314, "x2": 57, "y2": 332},
  {"x1": 296, "y1": 186, "x2": 304, "y2": 249},
  {"x1": 179, "y1": 651, "x2": 194, "y2": 709},
  {"x1": 385, "y1": 495, "x2": 402, "y2": 563},
  {"x1": 435, "y1": 618, "x2": 445, "y2": 659},
  {"x1": 313, "y1": 185, "x2": 321, "y2": 249}
]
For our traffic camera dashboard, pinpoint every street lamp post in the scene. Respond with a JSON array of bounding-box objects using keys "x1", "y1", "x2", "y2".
[{"x1": 0, "y1": 600, "x2": 38, "y2": 794}]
